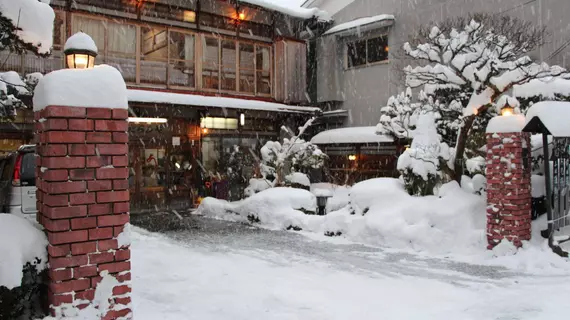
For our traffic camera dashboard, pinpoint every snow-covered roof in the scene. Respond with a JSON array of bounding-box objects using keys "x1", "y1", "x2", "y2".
[
  {"x1": 513, "y1": 78, "x2": 570, "y2": 99},
  {"x1": 323, "y1": 14, "x2": 395, "y2": 36},
  {"x1": 311, "y1": 126, "x2": 394, "y2": 144},
  {"x1": 486, "y1": 115, "x2": 525, "y2": 133},
  {"x1": 302, "y1": 0, "x2": 356, "y2": 17},
  {"x1": 524, "y1": 101, "x2": 570, "y2": 137},
  {"x1": 64, "y1": 32, "x2": 98, "y2": 54},
  {"x1": 0, "y1": 0, "x2": 55, "y2": 54},
  {"x1": 33, "y1": 65, "x2": 128, "y2": 111},
  {"x1": 127, "y1": 89, "x2": 320, "y2": 114},
  {"x1": 241, "y1": 0, "x2": 330, "y2": 20}
]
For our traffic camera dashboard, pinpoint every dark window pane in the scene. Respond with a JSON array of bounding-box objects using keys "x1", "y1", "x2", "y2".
[
  {"x1": 367, "y1": 36, "x2": 388, "y2": 63},
  {"x1": 347, "y1": 40, "x2": 366, "y2": 68}
]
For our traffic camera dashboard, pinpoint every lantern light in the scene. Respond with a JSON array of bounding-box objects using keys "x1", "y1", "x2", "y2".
[
  {"x1": 64, "y1": 32, "x2": 98, "y2": 69},
  {"x1": 348, "y1": 155, "x2": 357, "y2": 161},
  {"x1": 238, "y1": 12, "x2": 246, "y2": 20},
  {"x1": 240, "y1": 113, "x2": 245, "y2": 126},
  {"x1": 501, "y1": 98, "x2": 515, "y2": 116}
]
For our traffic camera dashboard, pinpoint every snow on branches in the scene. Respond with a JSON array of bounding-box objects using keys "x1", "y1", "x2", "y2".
[
  {"x1": 0, "y1": 0, "x2": 54, "y2": 117},
  {"x1": 403, "y1": 17, "x2": 565, "y2": 116},
  {"x1": 258, "y1": 117, "x2": 327, "y2": 187},
  {"x1": 399, "y1": 14, "x2": 568, "y2": 183}
]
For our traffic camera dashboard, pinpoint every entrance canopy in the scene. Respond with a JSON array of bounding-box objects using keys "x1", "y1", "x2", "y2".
[
  {"x1": 127, "y1": 89, "x2": 321, "y2": 115},
  {"x1": 523, "y1": 101, "x2": 570, "y2": 136},
  {"x1": 311, "y1": 126, "x2": 394, "y2": 145}
]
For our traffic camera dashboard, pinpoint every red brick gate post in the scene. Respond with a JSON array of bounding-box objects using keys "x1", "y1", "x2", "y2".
[
  {"x1": 33, "y1": 66, "x2": 132, "y2": 319},
  {"x1": 485, "y1": 115, "x2": 532, "y2": 249}
]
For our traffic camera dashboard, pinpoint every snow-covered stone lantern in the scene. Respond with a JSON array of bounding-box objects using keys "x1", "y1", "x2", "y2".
[{"x1": 64, "y1": 32, "x2": 98, "y2": 69}]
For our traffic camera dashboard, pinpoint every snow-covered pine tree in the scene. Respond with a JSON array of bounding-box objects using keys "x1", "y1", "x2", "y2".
[
  {"x1": 401, "y1": 13, "x2": 567, "y2": 184},
  {"x1": 0, "y1": 0, "x2": 54, "y2": 117}
]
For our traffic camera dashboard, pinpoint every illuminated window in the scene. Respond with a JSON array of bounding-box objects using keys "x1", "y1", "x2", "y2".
[
  {"x1": 200, "y1": 117, "x2": 238, "y2": 130},
  {"x1": 183, "y1": 11, "x2": 196, "y2": 23}
]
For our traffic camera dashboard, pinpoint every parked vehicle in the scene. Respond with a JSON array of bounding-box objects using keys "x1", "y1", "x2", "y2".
[{"x1": 0, "y1": 145, "x2": 37, "y2": 215}]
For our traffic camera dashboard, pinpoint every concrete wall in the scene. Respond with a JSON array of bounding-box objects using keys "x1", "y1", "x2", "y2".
[{"x1": 313, "y1": 0, "x2": 570, "y2": 127}]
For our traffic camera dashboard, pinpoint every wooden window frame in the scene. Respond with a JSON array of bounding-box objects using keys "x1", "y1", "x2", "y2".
[{"x1": 69, "y1": 13, "x2": 275, "y2": 98}]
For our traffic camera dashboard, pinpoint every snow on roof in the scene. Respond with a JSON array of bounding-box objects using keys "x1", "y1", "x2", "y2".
[
  {"x1": 311, "y1": 126, "x2": 394, "y2": 144},
  {"x1": 323, "y1": 14, "x2": 395, "y2": 36},
  {"x1": 64, "y1": 32, "x2": 98, "y2": 54},
  {"x1": 128, "y1": 89, "x2": 320, "y2": 114},
  {"x1": 33, "y1": 65, "x2": 128, "y2": 111},
  {"x1": 524, "y1": 101, "x2": 570, "y2": 137},
  {"x1": 241, "y1": 0, "x2": 330, "y2": 20},
  {"x1": 486, "y1": 115, "x2": 525, "y2": 133},
  {"x1": 0, "y1": 0, "x2": 55, "y2": 54},
  {"x1": 513, "y1": 78, "x2": 570, "y2": 99}
]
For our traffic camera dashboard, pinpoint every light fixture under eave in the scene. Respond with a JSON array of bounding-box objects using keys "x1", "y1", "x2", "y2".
[
  {"x1": 348, "y1": 155, "x2": 357, "y2": 161},
  {"x1": 238, "y1": 12, "x2": 246, "y2": 20},
  {"x1": 128, "y1": 117, "x2": 168, "y2": 124},
  {"x1": 240, "y1": 113, "x2": 245, "y2": 126}
]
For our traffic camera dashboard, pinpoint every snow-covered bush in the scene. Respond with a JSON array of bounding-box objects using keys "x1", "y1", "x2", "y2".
[
  {"x1": 398, "y1": 13, "x2": 567, "y2": 184},
  {"x1": 0, "y1": 0, "x2": 53, "y2": 118},
  {"x1": 0, "y1": 214, "x2": 48, "y2": 319},
  {"x1": 257, "y1": 117, "x2": 327, "y2": 188},
  {"x1": 397, "y1": 113, "x2": 452, "y2": 196},
  {"x1": 197, "y1": 187, "x2": 318, "y2": 230},
  {"x1": 325, "y1": 179, "x2": 486, "y2": 254}
]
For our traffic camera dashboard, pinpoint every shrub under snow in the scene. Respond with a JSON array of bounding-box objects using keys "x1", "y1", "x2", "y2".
[
  {"x1": 197, "y1": 187, "x2": 318, "y2": 230},
  {"x1": 198, "y1": 178, "x2": 487, "y2": 255},
  {"x1": 0, "y1": 215, "x2": 47, "y2": 289}
]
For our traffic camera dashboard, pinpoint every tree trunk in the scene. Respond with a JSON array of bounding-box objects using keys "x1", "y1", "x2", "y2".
[{"x1": 454, "y1": 115, "x2": 476, "y2": 184}]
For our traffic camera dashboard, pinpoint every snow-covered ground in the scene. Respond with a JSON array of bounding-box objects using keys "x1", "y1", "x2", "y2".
[{"x1": 131, "y1": 218, "x2": 570, "y2": 320}]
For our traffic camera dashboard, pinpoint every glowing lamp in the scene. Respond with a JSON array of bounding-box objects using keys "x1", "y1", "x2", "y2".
[
  {"x1": 64, "y1": 32, "x2": 98, "y2": 69},
  {"x1": 202, "y1": 128, "x2": 209, "y2": 134},
  {"x1": 348, "y1": 155, "x2": 357, "y2": 161},
  {"x1": 240, "y1": 113, "x2": 245, "y2": 126},
  {"x1": 501, "y1": 99, "x2": 514, "y2": 116},
  {"x1": 238, "y1": 12, "x2": 246, "y2": 20}
]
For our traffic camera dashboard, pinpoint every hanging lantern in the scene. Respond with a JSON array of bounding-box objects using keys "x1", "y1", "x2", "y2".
[{"x1": 64, "y1": 32, "x2": 98, "y2": 69}]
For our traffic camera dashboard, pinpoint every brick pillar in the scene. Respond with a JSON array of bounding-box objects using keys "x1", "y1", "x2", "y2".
[
  {"x1": 35, "y1": 105, "x2": 132, "y2": 319},
  {"x1": 486, "y1": 130, "x2": 532, "y2": 249}
]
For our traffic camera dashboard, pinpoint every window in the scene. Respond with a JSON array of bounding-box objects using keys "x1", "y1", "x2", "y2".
[
  {"x1": 72, "y1": 16, "x2": 106, "y2": 59},
  {"x1": 53, "y1": 11, "x2": 66, "y2": 49},
  {"x1": 202, "y1": 36, "x2": 220, "y2": 90},
  {"x1": 347, "y1": 35, "x2": 388, "y2": 68},
  {"x1": 239, "y1": 43, "x2": 255, "y2": 93},
  {"x1": 256, "y1": 45, "x2": 271, "y2": 95},
  {"x1": 108, "y1": 21, "x2": 137, "y2": 82},
  {"x1": 221, "y1": 40, "x2": 237, "y2": 91},
  {"x1": 200, "y1": 117, "x2": 238, "y2": 130},
  {"x1": 140, "y1": 26, "x2": 168, "y2": 85},
  {"x1": 169, "y1": 31, "x2": 195, "y2": 87}
]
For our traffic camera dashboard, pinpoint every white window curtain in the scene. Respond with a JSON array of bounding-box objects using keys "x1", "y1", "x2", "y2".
[
  {"x1": 72, "y1": 16, "x2": 105, "y2": 52},
  {"x1": 108, "y1": 22, "x2": 136, "y2": 55}
]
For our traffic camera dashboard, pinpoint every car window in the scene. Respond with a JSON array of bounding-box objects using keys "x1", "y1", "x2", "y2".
[{"x1": 20, "y1": 153, "x2": 36, "y2": 187}]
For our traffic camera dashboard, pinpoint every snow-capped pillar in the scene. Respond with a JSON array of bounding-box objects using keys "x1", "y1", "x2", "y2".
[
  {"x1": 33, "y1": 65, "x2": 132, "y2": 319},
  {"x1": 485, "y1": 115, "x2": 532, "y2": 249}
]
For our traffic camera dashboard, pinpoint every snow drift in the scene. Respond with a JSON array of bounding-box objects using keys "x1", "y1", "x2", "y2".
[
  {"x1": 0, "y1": 214, "x2": 47, "y2": 289},
  {"x1": 197, "y1": 179, "x2": 487, "y2": 255}
]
